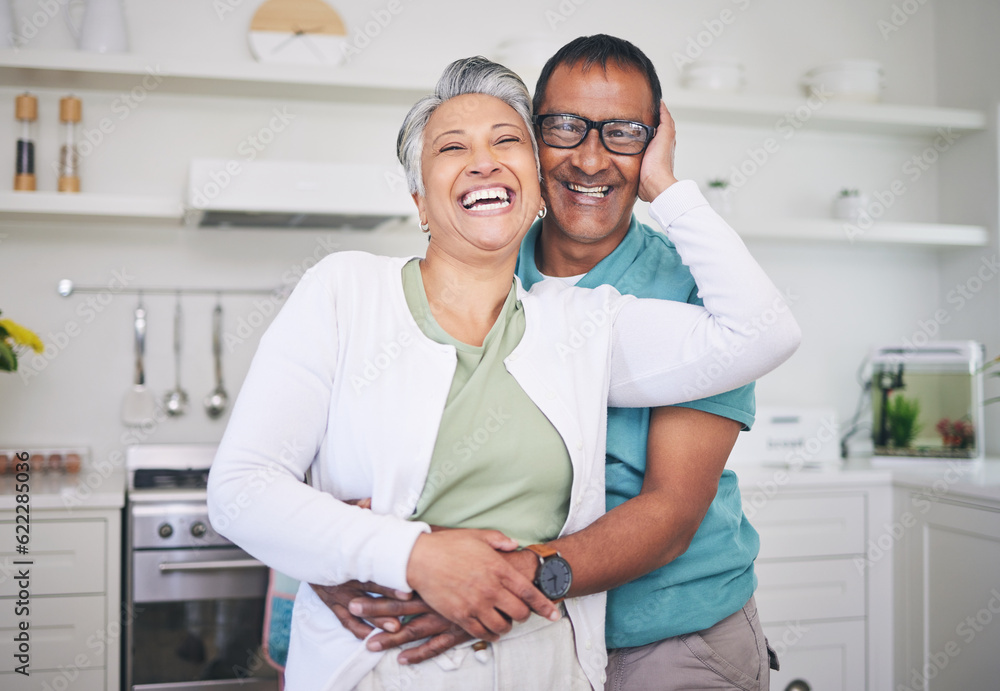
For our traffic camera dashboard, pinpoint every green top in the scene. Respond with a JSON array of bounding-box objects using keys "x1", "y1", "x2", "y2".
[{"x1": 402, "y1": 259, "x2": 572, "y2": 545}]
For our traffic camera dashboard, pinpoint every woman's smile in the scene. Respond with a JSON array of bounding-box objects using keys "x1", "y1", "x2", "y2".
[{"x1": 416, "y1": 93, "x2": 541, "y2": 256}]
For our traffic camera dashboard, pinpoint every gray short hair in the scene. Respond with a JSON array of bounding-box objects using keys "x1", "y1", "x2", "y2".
[{"x1": 396, "y1": 56, "x2": 539, "y2": 197}]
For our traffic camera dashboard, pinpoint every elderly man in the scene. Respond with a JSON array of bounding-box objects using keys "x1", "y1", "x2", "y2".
[{"x1": 317, "y1": 35, "x2": 776, "y2": 689}]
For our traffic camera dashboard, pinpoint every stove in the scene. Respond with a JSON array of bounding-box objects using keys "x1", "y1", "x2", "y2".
[{"x1": 124, "y1": 444, "x2": 278, "y2": 691}]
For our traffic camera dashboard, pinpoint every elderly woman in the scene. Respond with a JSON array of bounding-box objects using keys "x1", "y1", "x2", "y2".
[{"x1": 207, "y1": 56, "x2": 799, "y2": 691}]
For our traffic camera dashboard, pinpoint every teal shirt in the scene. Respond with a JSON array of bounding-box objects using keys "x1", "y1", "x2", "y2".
[{"x1": 516, "y1": 214, "x2": 759, "y2": 648}]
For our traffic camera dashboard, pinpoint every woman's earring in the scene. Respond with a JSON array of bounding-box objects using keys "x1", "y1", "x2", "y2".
[
  {"x1": 419, "y1": 220, "x2": 429, "y2": 232},
  {"x1": 537, "y1": 206, "x2": 547, "y2": 219}
]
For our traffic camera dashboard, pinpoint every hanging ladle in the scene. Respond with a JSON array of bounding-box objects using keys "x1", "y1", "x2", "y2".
[
  {"x1": 204, "y1": 300, "x2": 228, "y2": 419},
  {"x1": 164, "y1": 294, "x2": 188, "y2": 417}
]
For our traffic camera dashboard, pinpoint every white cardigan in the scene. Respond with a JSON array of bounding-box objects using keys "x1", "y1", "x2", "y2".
[{"x1": 207, "y1": 181, "x2": 800, "y2": 691}]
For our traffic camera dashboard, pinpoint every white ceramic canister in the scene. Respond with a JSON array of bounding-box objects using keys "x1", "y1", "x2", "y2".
[
  {"x1": 803, "y1": 59, "x2": 883, "y2": 102},
  {"x1": 76, "y1": 0, "x2": 128, "y2": 53},
  {"x1": 681, "y1": 57, "x2": 745, "y2": 93},
  {"x1": 833, "y1": 191, "x2": 870, "y2": 222}
]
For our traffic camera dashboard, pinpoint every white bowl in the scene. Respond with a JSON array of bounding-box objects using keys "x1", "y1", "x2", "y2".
[
  {"x1": 681, "y1": 57, "x2": 745, "y2": 93},
  {"x1": 803, "y1": 59, "x2": 884, "y2": 102}
]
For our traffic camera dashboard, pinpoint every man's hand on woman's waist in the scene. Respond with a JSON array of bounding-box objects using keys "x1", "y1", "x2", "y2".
[{"x1": 322, "y1": 545, "x2": 541, "y2": 664}]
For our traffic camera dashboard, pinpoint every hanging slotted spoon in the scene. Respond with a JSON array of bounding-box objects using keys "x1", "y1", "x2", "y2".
[{"x1": 122, "y1": 297, "x2": 157, "y2": 426}]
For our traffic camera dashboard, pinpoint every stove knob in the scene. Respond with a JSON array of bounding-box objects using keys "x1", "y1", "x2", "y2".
[
  {"x1": 157, "y1": 523, "x2": 173, "y2": 539},
  {"x1": 190, "y1": 521, "x2": 208, "y2": 538}
]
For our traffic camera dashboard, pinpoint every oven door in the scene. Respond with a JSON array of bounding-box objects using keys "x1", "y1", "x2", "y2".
[{"x1": 129, "y1": 547, "x2": 278, "y2": 690}]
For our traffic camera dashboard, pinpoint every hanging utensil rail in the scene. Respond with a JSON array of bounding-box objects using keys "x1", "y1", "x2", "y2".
[{"x1": 56, "y1": 280, "x2": 287, "y2": 298}]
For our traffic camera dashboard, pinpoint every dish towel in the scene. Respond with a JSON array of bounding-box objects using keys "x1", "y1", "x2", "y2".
[{"x1": 263, "y1": 569, "x2": 299, "y2": 671}]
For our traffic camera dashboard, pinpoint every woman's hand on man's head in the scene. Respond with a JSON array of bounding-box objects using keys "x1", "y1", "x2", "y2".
[{"x1": 638, "y1": 101, "x2": 679, "y2": 203}]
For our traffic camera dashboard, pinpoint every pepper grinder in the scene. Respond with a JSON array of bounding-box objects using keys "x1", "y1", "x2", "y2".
[
  {"x1": 14, "y1": 93, "x2": 38, "y2": 192},
  {"x1": 58, "y1": 96, "x2": 82, "y2": 193}
]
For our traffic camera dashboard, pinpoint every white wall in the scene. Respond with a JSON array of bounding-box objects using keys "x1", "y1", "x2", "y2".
[
  {"x1": 2, "y1": 0, "x2": 994, "y2": 467},
  {"x1": 933, "y1": 0, "x2": 1000, "y2": 453}
]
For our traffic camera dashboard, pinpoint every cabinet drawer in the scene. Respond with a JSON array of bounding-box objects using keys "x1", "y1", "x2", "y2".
[
  {"x1": 749, "y1": 494, "x2": 865, "y2": 559},
  {"x1": 0, "y1": 595, "x2": 106, "y2": 672},
  {"x1": 763, "y1": 619, "x2": 866, "y2": 691},
  {"x1": 0, "y1": 519, "x2": 106, "y2": 596},
  {"x1": 1, "y1": 667, "x2": 105, "y2": 691},
  {"x1": 755, "y1": 559, "x2": 865, "y2": 623}
]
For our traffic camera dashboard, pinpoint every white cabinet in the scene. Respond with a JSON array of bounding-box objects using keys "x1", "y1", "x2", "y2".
[
  {"x1": 0, "y1": 507, "x2": 121, "y2": 691},
  {"x1": 762, "y1": 620, "x2": 866, "y2": 691},
  {"x1": 896, "y1": 493, "x2": 1000, "y2": 690},
  {"x1": 743, "y1": 481, "x2": 893, "y2": 691}
]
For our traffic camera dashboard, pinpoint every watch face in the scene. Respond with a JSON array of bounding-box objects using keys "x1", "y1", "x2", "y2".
[{"x1": 538, "y1": 556, "x2": 572, "y2": 600}]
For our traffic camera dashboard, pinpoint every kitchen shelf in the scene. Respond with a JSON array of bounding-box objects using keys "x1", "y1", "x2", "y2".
[
  {"x1": 633, "y1": 205, "x2": 988, "y2": 247},
  {"x1": 1, "y1": 192, "x2": 982, "y2": 248},
  {"x1": 661, "y1": 90, "x2": 987, "y2": 137},
  {"x1": 0, "y1": 191, "x2": 183, "y2": 224},
  {"x1": 0, "y1": 48, "x2": 431, "y2": 105},
  {"x1": 0, "y1": 49, "x2": 987, "y2": 134},
  {"x1": 734, "y1": 217, "x2": 989, "y2": 247}
]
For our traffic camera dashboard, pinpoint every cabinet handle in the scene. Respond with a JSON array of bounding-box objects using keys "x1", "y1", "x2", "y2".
[
  {"x1": 158, "y1": 559, "x2": 265, "y2": 572},
  {"x1": 784, "y1": 680, "x2": 811, "y2": 691}
]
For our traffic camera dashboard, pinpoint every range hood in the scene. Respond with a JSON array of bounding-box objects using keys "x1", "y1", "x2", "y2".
[{"x1": 185, "y1": 159, "x2": 416, "y2": 229}]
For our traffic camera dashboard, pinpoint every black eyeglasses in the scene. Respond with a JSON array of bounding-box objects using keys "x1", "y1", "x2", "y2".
[{"x1": 534, "y1": 113, "x2": 656, "y2": 156}]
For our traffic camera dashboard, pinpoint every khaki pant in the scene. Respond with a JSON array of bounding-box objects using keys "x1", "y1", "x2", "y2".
[
  {"x1": 605, "y1": 596, "x2": 774, "y2": 691},
  {"x1": 356, "y1": 611, "x2": 591, "y2": 691}
]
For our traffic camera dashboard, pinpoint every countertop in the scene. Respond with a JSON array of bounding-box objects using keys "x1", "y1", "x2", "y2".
[
  {"x1": 2, "y1": 457, "x2": 998, "y2": 513},
  {"x1": 735, "y1": 457, "x2": 1000, "y2": 505},
  {"x1": 0, "y1": 464, "x2": 126, "y2": 511}
]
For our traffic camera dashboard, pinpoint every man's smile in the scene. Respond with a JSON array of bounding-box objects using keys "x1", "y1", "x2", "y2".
[{"x1": 566, "y1": 182, "x2": 611, "y2": 198}]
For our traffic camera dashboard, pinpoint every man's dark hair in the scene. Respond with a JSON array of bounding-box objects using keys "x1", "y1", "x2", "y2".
[{"x1": 533, "y1": 34, "x2": 662, "y2": 126}]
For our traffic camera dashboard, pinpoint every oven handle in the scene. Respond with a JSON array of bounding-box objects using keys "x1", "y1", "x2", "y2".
[{"x1": 158, "y1": 558, "x2": 266, "y2": 572}]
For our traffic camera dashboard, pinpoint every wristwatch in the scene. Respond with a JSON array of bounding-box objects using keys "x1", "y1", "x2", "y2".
[{"x1": 525, "y1": 544, "x2": 572, "y2": 601}]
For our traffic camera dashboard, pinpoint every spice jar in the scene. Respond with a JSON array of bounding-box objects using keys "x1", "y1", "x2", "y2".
[
  {"x1": 14, "y1": 93, "x2": 37, "y2": 192},
  {"x1": 58, "y1": 95, "x2": 82, "y2": 193}
]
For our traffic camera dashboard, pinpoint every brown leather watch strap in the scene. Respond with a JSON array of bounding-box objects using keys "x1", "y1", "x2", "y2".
[{"x1": 525, "y1": 543, "x2": 558, "y2": 559}]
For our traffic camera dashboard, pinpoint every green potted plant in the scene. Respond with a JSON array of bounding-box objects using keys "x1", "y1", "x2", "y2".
[
  {"x1": 833, "y1": 187, "x2": 869, "y2": 222},
  {"x1": 704, "y1": 178, "x2": 732, "y2": 215}
]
